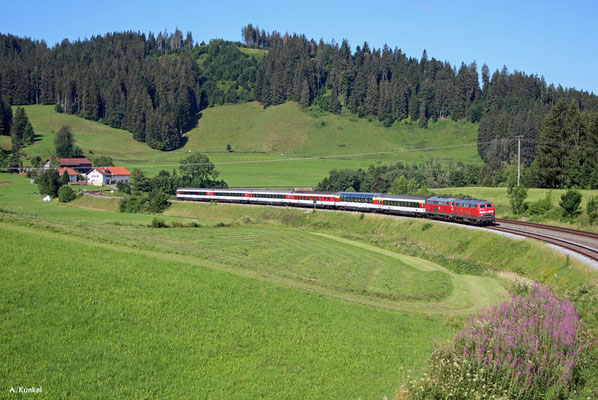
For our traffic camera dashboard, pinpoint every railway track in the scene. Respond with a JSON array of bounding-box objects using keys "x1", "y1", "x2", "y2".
[
  {"x1": 495, "y1": 218, "x2": 598, "y2": 242},
  {"x1": 487, "y1": 224, "x2": 598, "y2": 263}
]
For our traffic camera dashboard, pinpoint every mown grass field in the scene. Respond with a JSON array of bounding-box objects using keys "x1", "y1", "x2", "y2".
[
  {"x1": 16, "y1": 103, "x2": 480, "y2": 186},
  {"x1": 2, "y1": 172, "x2": 597, "y2": 398},
  {"x1": 1, "y1": 223, "x2": 454, "y2": 400},
  {"x1": 0, "y1": 172, "x2": 505, "y2": 398}
]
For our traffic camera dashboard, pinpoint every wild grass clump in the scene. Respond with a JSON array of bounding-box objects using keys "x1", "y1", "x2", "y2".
[
  {"x1": 400, "y1": 285, "x2": 594, "y2": 400},
  {"x1": 149, "y1": 217, "x2": 167, "y2": 228}
]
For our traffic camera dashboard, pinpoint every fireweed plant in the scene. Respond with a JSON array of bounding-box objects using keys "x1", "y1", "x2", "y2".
[{"x1": 400, "y1": 285, "x2": 593, "y2": 400}]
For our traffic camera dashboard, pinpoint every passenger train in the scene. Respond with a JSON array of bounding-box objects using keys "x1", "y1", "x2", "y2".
[{"x1": 176, "y1": 188, "x2": 496, "y2": 225}]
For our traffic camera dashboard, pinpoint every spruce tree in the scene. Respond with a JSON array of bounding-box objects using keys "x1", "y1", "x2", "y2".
[
  {"x1": 23, "y1": 121, "x2": 35, "y2": 145},
  {"x1": 535, "y1": 101, "x2": 584, "y2": 188},
  {"x1": 0, "y1": 98, "x2": 12, "y2": 136},
  {"x1": 54, "y1": 125, "x2": 77, "y2": 157},
  {"x1": 10, "y1": 107, "x2": 28, "y2": 146}
]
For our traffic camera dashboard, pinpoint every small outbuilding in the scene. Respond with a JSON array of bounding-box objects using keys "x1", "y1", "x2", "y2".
[
  {"x1": 43, "y1": 157, "x2": 93, "y2": 174},
  {"x1": 57, "y1": 168, "x2": 79, "y2": 183}
]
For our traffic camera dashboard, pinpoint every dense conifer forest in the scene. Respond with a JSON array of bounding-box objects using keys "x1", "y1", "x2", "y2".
[{"x1": 1, "y1": 25, "x2": 597, "y2": 187}]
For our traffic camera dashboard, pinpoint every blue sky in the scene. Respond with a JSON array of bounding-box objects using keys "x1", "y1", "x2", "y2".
[{"x1": 3, "y1": 0, "x2": 598, "y2": 93}]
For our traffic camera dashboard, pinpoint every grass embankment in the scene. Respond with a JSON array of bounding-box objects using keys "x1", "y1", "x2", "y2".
[
  {"x1": 166, "y1": 202, "x2": 597, "y2": 299},
  {"x1": 0, "y1": 172, "x2": 504, "y2": 398},
  {"x1": 3, "y1": 173, "x2": 596, "y2": 398},
  {"x1": 16, "y1": 103, "x2": 480, "y2": 186}
]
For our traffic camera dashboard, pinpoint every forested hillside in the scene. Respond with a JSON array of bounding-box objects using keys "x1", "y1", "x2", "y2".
[{"x1": 1, "y1": 25, "x2": 598, "y2": 187}]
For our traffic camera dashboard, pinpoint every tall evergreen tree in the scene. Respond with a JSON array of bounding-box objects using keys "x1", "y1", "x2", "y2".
[
  {"x1": 0, "y1": 98, "x2": 12, "y2": 136},
  {"x1": 54, "y1": 125, "x2": 79, "y2": 157},
  {"x1": 10, "y1": 106, "x2": 28, "y2": 146},
  {"x1": 534, "y1": 101, "x2": 584, "y2": 188}
]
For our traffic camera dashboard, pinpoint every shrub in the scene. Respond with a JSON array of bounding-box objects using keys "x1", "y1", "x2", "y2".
[
  {"x1": 60, "y1": 170, "x2": 70, "y2": 185},
  {"x1": 401, "y1": 285, "x2": 589, "y2": 399},
  {"x1": 119, "y1": 190, "x2": 170, "y2": 214},
  {"x1": 560, "y1": 189, "x2": 582, "y2": 218},
  {"x1": 528, "y1": 191, "x2": 553, "y2": 215},
  {"x1": 507, "y1": 184, "x2": 528, "y2": 215},
  {"x1": 58, "y1": 186, "x2": 76, "y2": 203},
  {"x1": 587, "y1": 196, "x2": 598, "y2": 225},
  {"x1": 37, "y1": 169, "x2": 62, "y2": 197},
  {"x1": 149, "y1": 217, "x2": 167, "y2": 228},
  {"x1": 116, "y1": 181, "x2": 131, "y2": 194}
]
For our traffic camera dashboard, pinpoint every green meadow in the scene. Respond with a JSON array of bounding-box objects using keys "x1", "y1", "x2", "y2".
[
  {"x1": 2, "y1": 172, "x2": 597, "y2": 398},
  {"x1": 1, "y1": 223, "x2": 451, "y2": 399},
  {"x1": 3, "y1": 96, "x2": 597, "y2": 398},
  {"x1": 13, "y1": 103, "x2": 480, "y2": 186}
]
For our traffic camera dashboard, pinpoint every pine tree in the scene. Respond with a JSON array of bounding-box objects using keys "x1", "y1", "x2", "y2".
[
  {"x1": 418, "y1": 99, "x2": 428, "y2": 128},
  {"x1": 535, "y1": 101, "x2": 582, "y2": 188},
  {"x1": 23, "y1": 121, "x2": 35, "y2": 145},
  {"x1": 54, "y1": 125, "x2": 76, "y2": 157},
  {"x1": 365, "y1": 74, "x2": 379, "y2": 116},
  {"x1": 329, "y1": 85, "x2": 341, "y2": 114},
  {"x1": 10, "y1": 107, "x2": 28, "y2": 146},
  {"x1": 0, "y1": 98, "x2": 12, "y2": 136},
  {"x1": 299, "y1": 78, "x2": 311, "y2": 108}
]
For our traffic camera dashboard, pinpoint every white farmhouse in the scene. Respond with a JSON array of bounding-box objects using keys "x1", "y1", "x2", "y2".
[{"x1": 86, "y1": 167, "x2": 131, "y2": 186}]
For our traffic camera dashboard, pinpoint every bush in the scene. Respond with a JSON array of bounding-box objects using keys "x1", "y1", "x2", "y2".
[
  {"x1": 587, "y1": 196, "x2": 598, "y2": 225},
  {"x1": 119, "y1": 190, "x2": 170, "y2": 214},
  {"x1": 560, "y1": 189, "x2": 582, "y2": 218},
  {"x1": 116, "y1": 181, "x2": 131, "y2": 194},
  {"x1": 401, "y1": 285, "x2": 590, "y2": 400},
  {"x1": 58, "y1": 186, "x2": 76, "y2": 203},
  {"x1": 37, "y1": 169, "x2": 62, "y2": 197},
  {"x1": 528, "y1": 191, "x2": 553, "y2": 215},
  {"x1": 149, "y1": 217, "x2": 167, "y2": 228},
  {"x1": 507, "y1": 184, "x2": 528, "y2": 214}
]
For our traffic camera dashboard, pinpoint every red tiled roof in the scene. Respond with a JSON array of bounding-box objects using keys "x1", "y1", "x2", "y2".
[
  {"x1": 92, "y1": 167, "x2": 131, "y2": 176},
  {"x1": 106, "y1": 167, "x2": 131, "y2": 176},
  {"x1": 56, "y1": 157, "x2": 92, "y2": 166},
  {"x1": 94, "y1": 167, "x2": 111, "y2": 176},
  {"x1": 58, "y1": 168, "x2": 78, "y2": 176}
]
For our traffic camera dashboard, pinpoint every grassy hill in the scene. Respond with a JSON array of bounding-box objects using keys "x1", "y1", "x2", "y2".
[{"x1": 14, "y1": 102, "x2": 480, "y2": 186}]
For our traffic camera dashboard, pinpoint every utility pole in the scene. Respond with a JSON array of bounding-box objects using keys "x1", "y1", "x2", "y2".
[{"x1": 515, "y1": 136, "x2": 523, "y2": 186}]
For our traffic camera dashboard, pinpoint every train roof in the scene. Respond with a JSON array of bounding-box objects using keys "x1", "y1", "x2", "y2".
[
  {"x1": 426, "y1": 196, "x2": 458, "y2": 202},
  {"x1": 427, "y1": 196, "x2": 492, "y2": 205},
  {"x1": 378, "y1": 194, "x2": 428, "y2": 201},
  {"x1": 290, "y1": 191, "x2": 336, "y2": 196},
  {"x1": 453, "y1": 198, "x2": 493, "y2": 204},
  {"x1": 178, "y1": 188, "x2": 246, "y2": 192},
  {"x1": 339, "y1": 192, "x2": 376, "y2": 198}
]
